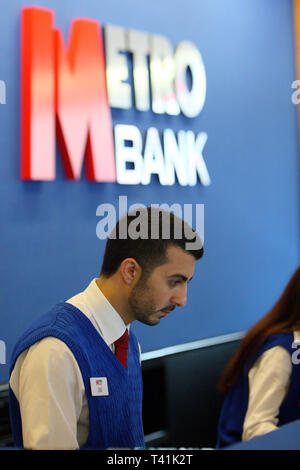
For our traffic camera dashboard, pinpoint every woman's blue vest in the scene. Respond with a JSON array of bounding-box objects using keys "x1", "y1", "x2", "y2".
[{"x1": 217, "y1": 332, "x2": 300, "y2": 448}]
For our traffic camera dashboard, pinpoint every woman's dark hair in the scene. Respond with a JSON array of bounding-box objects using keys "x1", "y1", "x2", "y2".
[
  {"x1": 218, "y1": 266, "x2": 300, "y2": 394},
  {"x1": 100, "y1": 206, "x2": 203, "y2": 279}
]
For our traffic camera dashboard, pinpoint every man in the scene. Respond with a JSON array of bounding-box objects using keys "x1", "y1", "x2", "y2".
[{"x1": 9, "y1": 207, "x2": 203, "y2": 449}]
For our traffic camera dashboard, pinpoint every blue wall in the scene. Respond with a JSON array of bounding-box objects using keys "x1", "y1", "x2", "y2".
[{"x1": 0, "y1": 0, "x2": 299, "y2": 382}]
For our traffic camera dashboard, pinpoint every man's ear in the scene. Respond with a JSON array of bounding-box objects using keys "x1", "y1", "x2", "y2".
[{"x1": 119, "y1": 258, "x2": 142, "y2": 285}]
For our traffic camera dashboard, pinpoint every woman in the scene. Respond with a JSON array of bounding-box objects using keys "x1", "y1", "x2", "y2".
[{"x1": 217, "y1": 266, "x2": 300, "y2": 447}]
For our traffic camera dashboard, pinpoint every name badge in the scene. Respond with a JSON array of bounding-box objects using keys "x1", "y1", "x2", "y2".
[{"x1": 90, "y1": 377, "x2": 109, "y2": 396}]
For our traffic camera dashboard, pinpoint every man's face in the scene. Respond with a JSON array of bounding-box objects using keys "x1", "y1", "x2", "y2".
[{"x1": 128, "y1": 245, "x2": 196, "y2": 325}]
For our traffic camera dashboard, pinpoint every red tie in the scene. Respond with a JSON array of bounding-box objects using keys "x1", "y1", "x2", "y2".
[{"x1": 114, "y1": 329, "x2": 129, "y2": 368}]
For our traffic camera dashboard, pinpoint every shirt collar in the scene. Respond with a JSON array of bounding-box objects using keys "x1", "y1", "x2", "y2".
[{"x1": 82, "y1": 278, "x2": 128, "y2": 346}]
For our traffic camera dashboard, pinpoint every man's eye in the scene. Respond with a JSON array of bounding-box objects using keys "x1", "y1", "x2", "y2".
[{"x1": 169, "y1": 280, "x2": 180, "y2": 287}]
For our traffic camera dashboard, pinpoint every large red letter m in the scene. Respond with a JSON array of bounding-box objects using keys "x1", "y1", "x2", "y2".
[{"x1": 21, "y1": 7, "x2": 116, "y2": 182}]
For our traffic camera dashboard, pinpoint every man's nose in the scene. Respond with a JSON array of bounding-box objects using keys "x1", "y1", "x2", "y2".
[{"x1": 171, "y1": 285, "x2": 187, "y2": 307}]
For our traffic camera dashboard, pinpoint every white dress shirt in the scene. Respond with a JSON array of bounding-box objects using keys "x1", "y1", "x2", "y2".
[
  {"x1": 9, "y1": 279, "x2": 135, "y2": 450},
  {"x1": 242, "y1": 330, "x2": 300, "y2": 441}
]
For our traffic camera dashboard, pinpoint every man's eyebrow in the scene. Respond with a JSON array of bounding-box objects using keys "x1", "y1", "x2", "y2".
[{"x1": 167, "y1": 274, "x2": 193, "y2": 283}]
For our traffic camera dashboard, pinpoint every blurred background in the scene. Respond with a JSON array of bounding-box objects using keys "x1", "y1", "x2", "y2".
[{"x1": 0, "y1": 0, "x2": 299, "y2": 448}]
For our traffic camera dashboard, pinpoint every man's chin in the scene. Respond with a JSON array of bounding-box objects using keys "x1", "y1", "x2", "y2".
[
  {"x1": 145, "y1": 318, "x2": 161, "y2": 326},
  {"x1": 139, "y1": 313, "x2": 163, "y2": 326}
]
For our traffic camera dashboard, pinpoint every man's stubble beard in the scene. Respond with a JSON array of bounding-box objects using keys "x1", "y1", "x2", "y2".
[{"x1": 128, "y1": 278, "x2": 160, "y2": 326}]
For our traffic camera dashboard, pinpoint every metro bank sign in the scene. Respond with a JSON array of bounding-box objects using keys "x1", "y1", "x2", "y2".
[{"x1": 21, "y1": 7, "x2": 210, "y2": 186}]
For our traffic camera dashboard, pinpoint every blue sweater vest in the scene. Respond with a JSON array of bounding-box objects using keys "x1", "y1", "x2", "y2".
[
  {"x1": 9, "y1": 302, "x2": 145, "y2": 449},
  {"x1": 217, "y1": 332, "x2": 300, "y2": 448}
]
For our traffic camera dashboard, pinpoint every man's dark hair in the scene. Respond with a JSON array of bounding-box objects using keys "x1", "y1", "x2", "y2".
[{"x1": 100, "y1": 206, "x2": 203, "y2": 279}]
